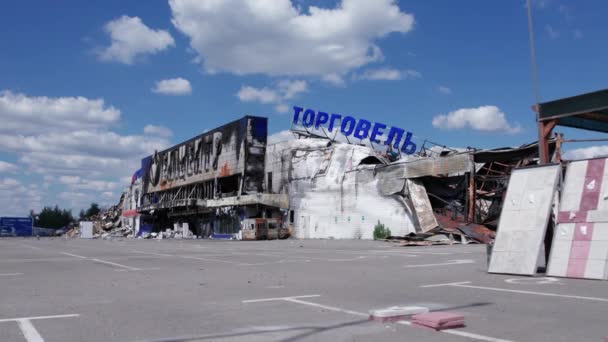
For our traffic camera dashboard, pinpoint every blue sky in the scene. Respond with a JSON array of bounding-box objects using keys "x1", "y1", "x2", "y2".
[{"x1": 0, "y1": 0, "x2": 606, "y2": 216}]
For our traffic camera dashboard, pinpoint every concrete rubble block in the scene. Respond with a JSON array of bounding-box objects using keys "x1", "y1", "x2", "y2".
[
  {"x1": 411, "y1": 312, "x2": 465, "y2": 330},
  {"x1": 369, "y1": 306, "x2": 429, "y2": 322}
]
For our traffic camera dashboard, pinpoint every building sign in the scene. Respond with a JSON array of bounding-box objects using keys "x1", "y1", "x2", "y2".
[
  {"x1": 292, "y1": 106, "x2": 416, "y2": 154},
  {"x1": 0, "y1": 217, "x2": 33, "y2": 237}
]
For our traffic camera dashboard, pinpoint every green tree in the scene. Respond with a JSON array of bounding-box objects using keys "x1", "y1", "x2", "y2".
[
  {"x1": 373, "y1": 221, "x2": 392, "y2": 240},
  {"x1": 34, "y1": 206, "x2": 74, "y2": 229},
  {"x1": 84, "y1": 203, "x2": 100, "y2": 219}
]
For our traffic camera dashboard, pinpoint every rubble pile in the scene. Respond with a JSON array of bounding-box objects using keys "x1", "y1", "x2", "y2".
[
  {"x1": 65, "y1": 194, "x2": 133, "y2": 238},
  {"x1": 94, "y1": 201, "x2": 130, "y2": 238}
]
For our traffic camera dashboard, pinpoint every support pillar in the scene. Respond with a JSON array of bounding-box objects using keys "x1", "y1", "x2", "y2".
[{"x1": 537, "y1": 119, "x2": 557, "y2": 164}]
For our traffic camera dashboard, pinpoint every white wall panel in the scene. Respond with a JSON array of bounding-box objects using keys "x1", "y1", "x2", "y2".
[{"x1": 489, "y1": 164, "x2": 560, "y2": 275}]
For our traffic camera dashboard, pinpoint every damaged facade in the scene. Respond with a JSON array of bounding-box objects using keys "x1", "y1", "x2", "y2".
[{"x1": 99, "y1": 115, "x2": 545, "y2": 241}]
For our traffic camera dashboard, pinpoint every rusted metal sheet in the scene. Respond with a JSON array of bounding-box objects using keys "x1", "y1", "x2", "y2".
[
  {"x1": 406, "y1": 179, "x2": 438, "y2": 233},
  {"x1": 489, "y1": 164, "x2": 561, "y2": 275},
  {"x1": 548, "y1": 158, "x2": 608, "y2": 280}
]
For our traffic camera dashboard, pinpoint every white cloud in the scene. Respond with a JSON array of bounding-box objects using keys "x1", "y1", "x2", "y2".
[
  {"x1": 237, "y1": 86, "x2": 280, "y2": 104},
  {"x1": 99, "y1": 15, "x2": 175, "y2": 64},
  {"x1": 237, "y1": 80, "x2": 308, "y2": 113},
  {"x1": 170, "y1": 0, "x2": 414, "y2": 76},
  {"x1": 438, "y1": 86, "x2": 452, "y2": 95},
  {"x1": 144, "y1": 124, "x2": 173, "y2": 137},
  {"x1": 355, "y1": 68, "x2": 421, "y2": 81},
  {"x1": 275, "y1": 104, "x2": 290, "y2": 114},
  {"x1": 432, "y1": 105, "x2": 521, "y2": 134},
  {"x1": 59, "y1": 175, "x2": 81, "y2": 185},
  {"x1": 0, "y1": 160, "x2": 19, "y2": 173},
  {"x1": 563, "y1": 146, "x2": 608, "y2": 160},
  {"x1": 0, "y1": 90, "x2": 171, "y2": 215},
  {"x1": 152, "y1": 78, "x2": 192, "y2": 95},
  {"x1": 268, "y1": 130, "x2": 295, "y2": 144},
  {"x1": 278, "y1": 80, "x2": 308, "y2": 100},
  {"x1": 0, "y1": 90, "x2": 120, "y2": 135},
  {"x1": 545, "y1": 24, "x2": 560, "y2": 39},
  {"x1": 0, "y1": 178, "x2": 44, "y2": 216},
  {"x1": 102, "y1": 191, "x2": 115, "y2": 198},
  {"x1": 322, "y1": 73, "x2": 346, "y2": 87}
]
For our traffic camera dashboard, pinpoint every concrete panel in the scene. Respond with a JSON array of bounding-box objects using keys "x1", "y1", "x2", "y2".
[
  {"x1": 586, "y1": 210, "x2": 608, "y2": 223},
  {"x1": 588, "y1": 241, "x2": 608, "y2": 260},
  {"x1": 584, "y1": 259, "x2": 608, "y2": 280},
  {"x1": 560, "y1": 161, "x2": 586, "y2": 212},
  {"x1": 554, "y1": 223, "x2": 575, "y2": 241},
  {"x1": 548, "y1": 158, "x2": 608, "y2": 280},
  {"x1": 593, "y1": 223, "x2": 608, "y2": 240},
  {"x1": 489, "y1": 164, "x2": 560, "y2": 275},
  {"x1": 547, "y1": 257, "x2": 569, "y2": 277}
]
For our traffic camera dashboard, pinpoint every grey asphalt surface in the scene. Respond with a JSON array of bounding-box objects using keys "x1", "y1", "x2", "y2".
[{"x1": 0, "y1": 238, "x2": 606, "y2": 342}]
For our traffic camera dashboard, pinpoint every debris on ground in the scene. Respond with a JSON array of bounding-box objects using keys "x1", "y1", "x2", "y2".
[
  {"x1": 411, "y1": 312, "x2": 465, "y2": 331},
  {"x1": 369, "y1": 306, "x2": 429, "y2": 322}
]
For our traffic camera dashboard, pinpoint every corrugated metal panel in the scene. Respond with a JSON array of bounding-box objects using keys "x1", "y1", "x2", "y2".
[
  {"x1": 547, "y1": 158, "x2": 608, "y2": 280},
  {"x1": 406, "y1": 179, "x2": 438, "y2": 233},
  {"x1": 377, "y1": 153, "x2": 473, "y2": 180},
  {"x1": 489, "y1": 164, "x2": 560, "y2": 275}
]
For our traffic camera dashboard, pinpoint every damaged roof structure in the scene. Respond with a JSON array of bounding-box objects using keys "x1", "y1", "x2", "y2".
[
  {"x1": 82, "y1": 113, "x2": 553, "y2": 243},
  {"x1": 72, "y1": 110, "x2": 559, "y2": 243}
]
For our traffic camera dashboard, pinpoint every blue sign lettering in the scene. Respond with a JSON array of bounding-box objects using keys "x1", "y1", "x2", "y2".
[{"x1": 292, "y1": 106, "x2": 416, "y2": 154}]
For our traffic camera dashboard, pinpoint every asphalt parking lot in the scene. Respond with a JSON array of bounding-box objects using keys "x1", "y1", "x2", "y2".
[{"x1": 0, "y1": 238, "x2": 606, "y2": 342}]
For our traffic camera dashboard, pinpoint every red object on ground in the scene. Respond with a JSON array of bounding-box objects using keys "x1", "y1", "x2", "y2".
[{"x1": 411, "y1": 312, "x2": 465, "y2": 330}]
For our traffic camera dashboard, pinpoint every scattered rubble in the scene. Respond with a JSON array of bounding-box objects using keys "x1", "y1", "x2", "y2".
[{"x1": 412, "y1": 312, "x2": 466, "y2": 331}]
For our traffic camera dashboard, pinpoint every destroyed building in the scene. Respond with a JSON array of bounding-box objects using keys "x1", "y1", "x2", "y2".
[{"x1": 104, "y1": 114, "x2": 547, "y2": 241}]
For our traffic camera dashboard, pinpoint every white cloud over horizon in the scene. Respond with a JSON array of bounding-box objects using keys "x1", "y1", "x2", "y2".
[
  {"x1": 169, "y1": 0, "x2": 414, "y2": 76},
  {"x1": 152, "y1": 78, "x2": 192, "y2": 96},
  {"x1": 144, "y1": 124, "x2": 173, "y2": 138},
  {"x1": 237, "y1": 80, "x2": 308, "y2": 113},
  {"x1": 432, "y1": 105, "x2": 521, "y2": 134},
  {"x1": 563, "y1": 145, "x2": 608, "y2": 160},
  {"x1": 0, "y1": 161, "x2": 19, "y2": 173},
  {"x1": 438, "y1": 86, "x2": 452, "y2": 95},
  {"x1": 0, "y1": 90, "x2": 171, "y2": 216},
  {"x1": 99, "y1": 15, "x2": 175, "y2": 64},
  {"x1": 354, "y1": 68, "x2": 421, "y2": 81}
]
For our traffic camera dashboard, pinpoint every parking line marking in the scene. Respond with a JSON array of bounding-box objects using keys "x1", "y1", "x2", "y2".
[
  {"x1": 17, "y1": 319, "x2": 43, "y2": 342},
  {"x1": 61, "y1": 252, "x2": 141, "y2": 270},
  {"x1": 20, "y1": 244, "x2": 43, "y2": 250},
  {"x1": 0, "y1": 314, "x2": 79, "y2": 342},
  {"x1": 180, "y1": 255, "x2": 238, "y2": 264},
  {"x1": 61, "y1": 252, "x2": 88, "y2": 259},
  {"x1": 0, "y1": 273, "x2": 24, "y2": 276},
  {"x1": 405, "y1": 259, "x2": 475, "y2": 268},
  {"x1": 91, "y1": 258, "x2": 140, "y2": 271},
  {"x1": 439, "y1": 328, "x2": 515, "y2": 342},
  {"x1": 244, "y1": 295, "x2": 514, "y2": 342},
  {"x1": 133, "y1": 250, "x2": 239, "y2": 264},
  {"x1": 242, "y1": 295, "x2": 321, "y2": 303},
  {"x1": 285, "y1": 298, "x2": 369, "y2": 317},
  {"x1": 0, "y1": 314, "x2": 80, "y2": 323},
  {"x1": 421, "y1": 282, "x2": 473, "y2": 288},
  {"x1": 421, "y1": 282, "x2": 608, "y2": 302},
  {"x1": 131, "y1": 251, "x2": 174, "y2": 257}
]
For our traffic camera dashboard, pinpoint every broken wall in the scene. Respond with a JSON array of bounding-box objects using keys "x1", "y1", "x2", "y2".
[{"x1": 267, "y1": 140, "x2": 416, "y2": 239}]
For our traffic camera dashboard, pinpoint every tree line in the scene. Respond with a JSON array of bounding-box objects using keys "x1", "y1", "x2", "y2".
[{"x1": 29, "y1": 203, "x2": 101, "y2": 229}]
